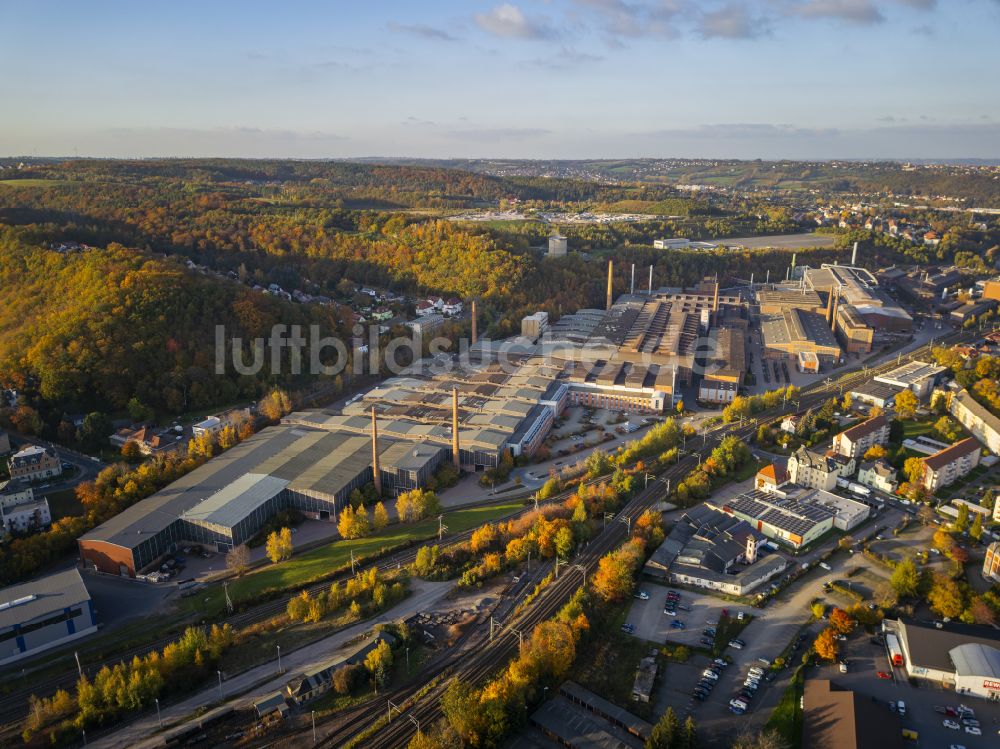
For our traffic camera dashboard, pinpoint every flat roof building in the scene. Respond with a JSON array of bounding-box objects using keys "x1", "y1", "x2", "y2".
[
  {"x1": 760, "y1": 308, "x2": 842, "y2": 364},
  {"x1": 717, "y1": 487, "x2": 836, "y2": 549},
  {"x1": 874, "y1": 361, "x2": 948, "y2": 400},
  {"x1": 886, "y1": 618, "x2": 1000, "y2": 700},
  {"x1": 0, "y1": 568, "x2": 97, "y2": 665}
]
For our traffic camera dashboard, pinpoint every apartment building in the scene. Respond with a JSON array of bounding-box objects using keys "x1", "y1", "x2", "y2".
[
  {"x1": 7, "y1": 445, "x2": 60, "y2": 482},
  {"x1": 950, "y1": 388, "x2": 1000, "y2": 455},
  {"x1": 831, "y1": 413, "x2": 890, "y2": 459},
  {"x1": 787, "y1": 446, "x2": 855, "y2": 491},
  {"x1": 920, "y1": 437, "x2": 981, "y2": 493}
]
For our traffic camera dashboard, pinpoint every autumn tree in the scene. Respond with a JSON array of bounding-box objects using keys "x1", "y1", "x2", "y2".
[
  {"x1": 894, "y1": 390, "x2": 919, "y2": 419},
  {"x1": 863, "y1": 444, "x2": 887, "y2": 461},
  {"x1": 225, "y1": 544, "x2": 251, "y2": 576},
  {"x1": 814, "y1": 628, "x2": 839, "y2": 661},
  {"x1": 903, "y1": 456, "x2": 925, "y2": 486},
  {"x1": 364, "y1": 640, "x2": 394, "y2": 687},
  {"x1": 927, "y1": 573, "x2": 964, "y2": 619},
  {"x1": 470, "y1": 523, "x2": 498, "y2": 554},
  {"x1": 647, "y1": 706, "x2": 681, "y2": 749},
  {"x1": 372, "y1": 501, "x2": 389, "y2": 532},
  {"x1": 828, "y1": 608, "x2": 855, "y2": 635},
  {"x1": 396, "y1": 488, "x2": 441, "y2": 522},
  {"x1": 265, "y1": 527, "x2": 293, "y2": 564},
  {"x1": 889, "y1": 556, "x2": 921, "y2": 599},
  {"x1": 338, "y1": 505, "x2": 371, "y2": 540},
  {"x1": 969, "y1": 512, "x2": 983, "y2": 541}
]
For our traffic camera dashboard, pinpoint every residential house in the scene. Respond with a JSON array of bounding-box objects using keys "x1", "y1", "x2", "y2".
[
  {"x1": 442, "y1": 298, "x2": 463, "y2": 315},
  {"x1": 7, "y1": 445, "x2": 60, "y2": 482},
  {"x1": 832, "y1": 414, "x2": 890, "y2": 459},
  {"x1": 415, "y1": 301, "x2": 436, "y2": 317},
  {"x1": 2, "y1": 497, "x2": 51, "y2": 536},
  {"x1": 755, "y1": 464, "x2": 790, "y2": 491},
  {"x1": 857, "y1": 460, "x2": 898, "y2": 494},
  {"x1": 0, "y1": 483, "x2": 34, "y2": 512},
  {"x1": 787, "y1": 446, "x2": 855, "y2": 492},
  {"x1": 109, "y1": 425, "x2": 182, "y2": 456},
  {"x1": 950, "y1": 388, "x2": 1000, "y2": 455},
  {"x1": 920, "y1": 437, "x2": 981, "y2": 493},
  {"x1": 780, "y1": 415, "x2": 799, "y2": 434}
]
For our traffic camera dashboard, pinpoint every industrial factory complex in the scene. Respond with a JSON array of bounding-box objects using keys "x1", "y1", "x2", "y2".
[{"x1": 77, "y1": 260, "x2": 919, "y2": 578}]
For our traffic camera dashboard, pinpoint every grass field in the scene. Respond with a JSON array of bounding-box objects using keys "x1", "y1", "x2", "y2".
[
  {"x1": 764, "y1": 665, "x2": 805, "y2": 749},
  {"x1": 0, "y1": 178, "x2": 71, "y2": 187},
  {"x1": 45, "y1": 488, "x2": 84, "y2": 520},
  {"x1": 182, "y1": 499, "x2": 526, "y2": 615}
]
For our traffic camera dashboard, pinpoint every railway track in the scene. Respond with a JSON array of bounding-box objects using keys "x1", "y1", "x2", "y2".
[{"x1": 1, "y1": 325, "x2": 974, "y2": 738}]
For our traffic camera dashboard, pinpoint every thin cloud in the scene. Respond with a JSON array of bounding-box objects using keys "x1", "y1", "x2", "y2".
[
  {"x1": 697, "y1": 3, "x2": 770, "y2": 38},
  {"x1": 446, "y1": 127, "x2": 552, "y2": 141},
  {"x1": 387, "y1": 22, "x2": 458, "y2": 42},
  {"x1": 570, "y1": 0, "x2": 683, "y2": 39},
  {"x1": 791, "y1": 0, "x2": 886, "y2": 23},
  {"x1": 525, "y1": 47, "x2": 606, "y2": 70},
  {"x1": 473, "y1": 4, "x2": 556, "y2": 39},
  {"x1": 648, "y1": 123, "x2": 841, "y2": 139}
]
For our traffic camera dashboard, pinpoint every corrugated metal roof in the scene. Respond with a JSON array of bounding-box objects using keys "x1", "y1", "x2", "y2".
[
  {"x1": 0, "y1": 568, "x2": 90, "y2": 629},
  {"x1": 181, "y1": 473, "x2": 288, "y2": 529}
]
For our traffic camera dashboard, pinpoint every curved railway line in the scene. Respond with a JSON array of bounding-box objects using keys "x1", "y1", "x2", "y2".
[{"x1": 0, "y1": 326, "x2": 973, "y2": 743}]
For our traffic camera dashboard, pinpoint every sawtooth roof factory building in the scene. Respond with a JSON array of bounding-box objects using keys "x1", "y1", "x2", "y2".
[{"x1": 79, "y1": 358, "x2": 569, "y2": 578}]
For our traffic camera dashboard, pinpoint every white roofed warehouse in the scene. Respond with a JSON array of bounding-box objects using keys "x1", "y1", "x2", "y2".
[{"x1": 0, "y1": 568, "x2": 97, "y2": 665}]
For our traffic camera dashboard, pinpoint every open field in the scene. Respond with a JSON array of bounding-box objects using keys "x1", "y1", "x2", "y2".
[
  {"x1": 714, "y1": 233, "x2": 836, "y2": 249},
  {"x1": 180, "y1": 499, "x2": 526, "y2": 615}
]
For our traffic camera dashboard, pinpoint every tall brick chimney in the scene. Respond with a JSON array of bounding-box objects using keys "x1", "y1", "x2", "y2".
[
  {"x1": 471, "y1": 299, "x2": 478, "y2": 346},
  {"x1": 606, "y1": 260, "x2": 614, "y2": 310},
  {"x1": 452, "y1": 387, "x2": 461, "y2": 470},
  {"x1": 830, "y1": 293, "x2": 839, "y2": 332},
  {"x1": 371, "y1": 406, "x2": 382, "y2": 496}
]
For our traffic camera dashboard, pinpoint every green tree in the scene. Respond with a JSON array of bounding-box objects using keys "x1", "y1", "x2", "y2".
[
  {"x1": 954, "y1": 503, "x2": 970, "y2": 533},
  {"x1": 969, "y1": 512, "x2": 983, "y2": 542},
  {"x1": 647, "y1": 706, "x2": 680, "y2": 749}
]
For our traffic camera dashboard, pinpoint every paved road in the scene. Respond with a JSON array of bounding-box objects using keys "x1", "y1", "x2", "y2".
[
  {"x1": 667, "y1": 505, "x2": 905, "y2": 746},
  {"x1": 90, "y1": 579, "x2": 454, "y2": 749}
]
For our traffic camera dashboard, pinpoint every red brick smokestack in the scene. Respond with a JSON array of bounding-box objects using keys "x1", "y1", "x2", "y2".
[
  {"x1": 371, "y1": 406, "x2": 382, "y2": 496},
  {"x1": 452, "y1": 387, "x2": 460, "y2": 470},
  {"x1": 471, "y1": 299, "x2": 477, "y2": 346},
  {"x1": 606, "y1": 260, "x2": 614, "y2": 310}
]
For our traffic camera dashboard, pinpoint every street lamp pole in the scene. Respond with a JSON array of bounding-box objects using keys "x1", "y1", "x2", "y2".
[
  {"x1": 155, "y1": 697, "x2": 162, "y2": 729},
  {"x1": 217, "y1": 670, "x2": 223, "y2": 699},
  {"x1": 277, "y1": 645, "x2": 282, "y2": 674}
]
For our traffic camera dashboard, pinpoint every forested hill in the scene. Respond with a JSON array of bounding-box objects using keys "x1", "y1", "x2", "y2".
[{"x1": 0, "y1": 226, "x2": 348, "y2": 416}]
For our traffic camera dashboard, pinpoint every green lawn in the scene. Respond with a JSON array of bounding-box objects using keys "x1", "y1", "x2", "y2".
[
  {"x1": 764, "y1": 666, "x2": 805, "y2": 749},
  {"x1": 0, "y1": 178, "x2": 73, "y2": 187},
  {"x1": 182, "y1": 499, "x2": 526, "y2": 615},
  {"x1": 46, "y1": 488, "x2": 84, "y2": 520}
]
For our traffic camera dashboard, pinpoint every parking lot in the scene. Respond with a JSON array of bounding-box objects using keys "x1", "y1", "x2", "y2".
[{"x1": 812, "y1": 631, "x2": 1000, "y2": 747}]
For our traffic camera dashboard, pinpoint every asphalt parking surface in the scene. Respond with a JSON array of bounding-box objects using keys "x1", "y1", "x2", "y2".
[{"x1": 812, "y1": 633, "x2": 1000, "y2": 748}]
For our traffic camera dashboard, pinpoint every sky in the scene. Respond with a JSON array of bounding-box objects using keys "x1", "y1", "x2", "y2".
[{"x1": 2, "y1": 0, "x2": 1000, "y2": 160}]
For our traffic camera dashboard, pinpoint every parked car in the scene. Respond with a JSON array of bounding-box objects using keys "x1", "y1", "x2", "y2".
[
  {"x1": 712, "y1": 658, "x2": 728, "y2": 668},
  {"x1": 876, "y1": 671, "x2": 891, "y2": 679},
  {"x1": 897, "y1": 701, "x2": 906, "y2": 716},
  {"x1": 634, "y1": 591, "x2": 650, "y2": 600},
  {"x1": 729, "y1": 640, "x2": 744, "y2": 649},
  {"x1": 700, "y1": 638, "x2": 714, "y2": 646},
  {"x1": 620, "y1": 623, "x2": 635, "y2": 634},
  {"x1": 943, "y1": 720, "x2": 960, "y2": 730},
  {"x1": 701, "y1": 670, "x2": 720, "y2": 681},
  {"x1": 671, "y1": 620, "x2": 685, "y2": 630},
  {"x1": 964, "y1": 726, "x2": 981, "y2": 736}
]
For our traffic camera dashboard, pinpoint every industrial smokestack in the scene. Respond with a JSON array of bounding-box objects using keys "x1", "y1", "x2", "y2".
[
  {"x1": 648, "y1": 265, "x2": 653, "y2": 295},
  {"x1": 471, "y1": 299, "x2": 477, "y2": 346},
  {"x1": 606, "y1": 260, "x2": 614, "y2": 310},
  {"x1": 791, "y1": 253, "x2": 797, "y2": 270},
  {"x1": 766, "y1": 269, "x2": 771, "y2": 286},
  {"x1": 712, "y1": 281, "x2": 719, "y2": 312},
  {"x1": 851, "y1": 242, "x2": 858, "y2": 266},
  {"x1": 630, "y1": 263, "x2": 635, "y2": 295},
  {"x1": 452, "y1": 387, "x2": 460, "y2": 470},
  {"x1": 749, "y1": 272, "x2": 754, "y2": 289},
  {"x1": 825, "y1": 290, "x2": 834, "y2": 322},
  {"x1": 371, "y1": 406, "x2": 382, "y2": 496},
  {"x1": 830, "y1": 294, "x2": 839, "y2": 332}
]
